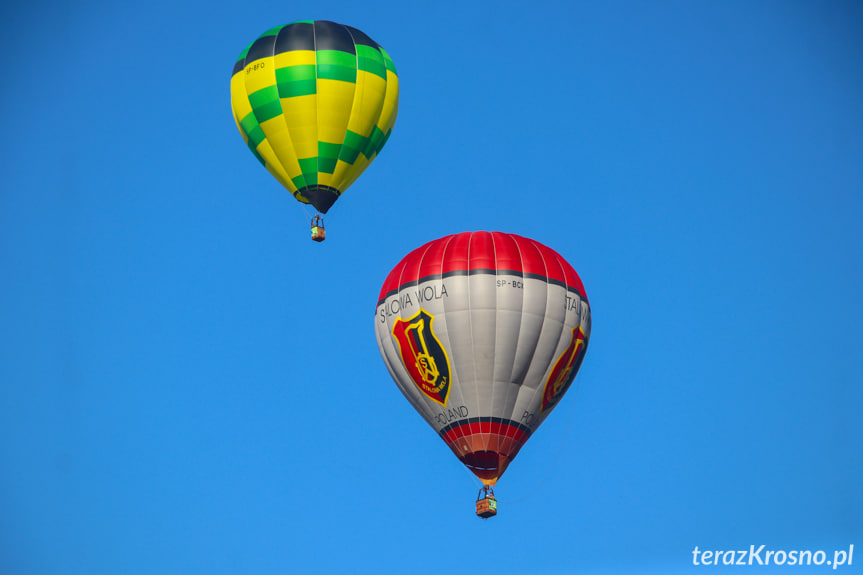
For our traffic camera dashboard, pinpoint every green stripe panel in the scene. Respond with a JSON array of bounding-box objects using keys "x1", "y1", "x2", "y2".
[
  {"x1": 253, "y1": 100, "x2": 282, "y2": 123},
  {"x1": 356, "y1": 45, "x2": 386, "y2": 80},
  {"x1": 291, "y1": 174, "x2": 308, "y2": 190},
  {"x1": 317, "y1": 142, "x2": 341, "y2": 174},
  {"x1": 240, "y1": 112, "x2": 267, "y2": 166},
  {"x1": 316, "y1": 50, "x2": 356, "y2": 68},
  {"x1": 364, "y1": 126, "x2": 386, "y2": 158},
  {"x1": 298, "y1": 158, "x2": 318, "y2": 183},
  {"x1": 239, "y1": 112, "x2": 266, "y2": 149},
  {"x1": 276, "y1": 64, "x2": 315, "y2": 82},
  {"x1": 338, "y1": 146, "x2": 360, "y2": 165},
  {"x1": 249, "y1": 85, "x2": 282, "y2": 123},
  {"x1": 316, "y1": 50, "x2": 357, "y2": 83},
  {"x1": 357, "y1": 57, "x2": 386, "y2": 80},
  {"x1": 381, "y1": 48, "x2": 397, "y2": 74},
  {"x1": 247, "y1": 141, "x2": 266, "y2": 165},
  {"x1": 317, "y1": 65, "x2": 356, "y2": 83},
  {"x1": 276, "y1": 64, "x2": 317, "y2": 98},
  {"x1": 249, "y1": 85, "x2": 279, "y2": 108},
  {"x1": 278, "y1": 78, "x2": 316, "y2": 98},
  {"x1": 239, "y1": 111, "x2": 267, "y2": 165},
  {"x1": 343, "y1": 130, "x2": 368, "y2": 150},
  {"x1": 338, "y1": 130, "x2": 368, "y2": 165},
  {"x1": 339, "y1": 130, "x2": 368, "y2": 165}
]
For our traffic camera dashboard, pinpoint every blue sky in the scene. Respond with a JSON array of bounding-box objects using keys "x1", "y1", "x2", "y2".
[{"x1": 1, "y1": 1, "x2": 861, "y2": 574}]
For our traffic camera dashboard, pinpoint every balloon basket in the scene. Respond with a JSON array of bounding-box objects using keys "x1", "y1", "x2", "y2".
[
  {"x1": 475, "y1": 486, "x2": 497, "y2": 519},
  {"x1": 310, "y1": 215, "x2": 326, "y2": 242}
]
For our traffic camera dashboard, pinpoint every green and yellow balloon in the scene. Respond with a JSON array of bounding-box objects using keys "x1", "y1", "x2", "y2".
[{"x1": 230, "y1": 21, "x2": 399, "y2": 218}]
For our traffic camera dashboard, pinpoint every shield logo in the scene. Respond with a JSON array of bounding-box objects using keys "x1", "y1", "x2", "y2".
[
  {"x1": 541, "y1": 326, "x2": 587, "y2": 413},
  {"x1": 392, "y1": 309, "x2": 451, "y2": 406}
]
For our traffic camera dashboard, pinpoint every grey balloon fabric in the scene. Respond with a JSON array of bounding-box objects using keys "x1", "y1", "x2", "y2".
[{"x1": 375, "y1": 231, "x2": 590, "y2": 484}]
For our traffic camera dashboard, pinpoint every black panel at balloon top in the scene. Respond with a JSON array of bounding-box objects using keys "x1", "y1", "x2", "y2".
[
  {"x1": 345, "y1": 25, "x2": 380, "y2": 49},
  {"x1": 245, "y1": 34, "x2": 276, "y2": 65},
  {"x1": 313, "y1": 20, "x2": 356, "y2": 54},
  {"x1": 275, "y1": 22, "x2": 315, "y2": 54}
]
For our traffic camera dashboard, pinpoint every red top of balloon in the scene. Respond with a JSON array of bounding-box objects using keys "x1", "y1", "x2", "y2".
[{"x1": 377, "y1": 231, "x2": 588, "y2": 305}]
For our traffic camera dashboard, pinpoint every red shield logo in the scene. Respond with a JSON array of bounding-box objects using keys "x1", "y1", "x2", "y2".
[
  {"x1": 541, "y1": 326, "x2": 587, "y2": 413},
  {"x1": 392, "y1": 309, "x2": 451, "y2": 406}
]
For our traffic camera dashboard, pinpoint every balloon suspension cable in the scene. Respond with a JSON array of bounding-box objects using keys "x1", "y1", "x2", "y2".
[{"x1": 298, "y1": 201, "x2": 314, "y2": 224}]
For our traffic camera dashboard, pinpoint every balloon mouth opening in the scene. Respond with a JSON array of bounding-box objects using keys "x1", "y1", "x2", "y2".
[
  {"x1": 297, "y1": 184, "x2": 341, "y2": 214},
  {"x1": 460, "y1": 450, "x2": 511, "y2": 484}
]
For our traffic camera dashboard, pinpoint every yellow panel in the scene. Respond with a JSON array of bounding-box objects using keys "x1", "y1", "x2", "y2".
[
  {"x1": 282, "y1": 123, "x2": 318, "y2": 160},
  {"x1": 256, "y1": 139, "x2": 293, "y2": 191},
  {"x1": 259, "y1": 115, "x2": 301, "y2": 190},
  {"x1": 280, "y1": 95, "x2": 318, "y2": 159},
  {"x1": 274, "y1": 50, "x2": 316, "y2": 68},
  {"x1": 348, "y1": 70, "x2": 386, "y2": 137},
  {"x1": 230, "y1": 75, "x2": 253, "y2": 143},
  {"x1": 243, "y1": 57, "x2": 278, "y2": 93},
  {"x1": 328, "y1": 157, "x2": 356, "y2": 189},
  {"x1": 316, "y1": 78, "x2": 355, "y2": 144},
  {"x1": 281, "y1": 95, "x2": 317, "y2": 125},
  {"x1": 342, "y1": 70, "x2": 399, "y2": 189},
  {"x1": 327, "y1": 159, "x2": 356, "y2": 189},
  {"x1": 329, "y1": 70, "x2": 386, "y2": 185},
  {"x1": 378, "y1": 70, "x2": 400, "y2": 137},
  {"x1": 317, "y1": 171, "x2": 335, "y2": 188}
]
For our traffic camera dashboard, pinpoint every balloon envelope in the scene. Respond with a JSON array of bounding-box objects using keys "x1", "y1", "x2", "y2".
[
  {"x1": 375, "y1": 231, "x2": 591, "y2": 485},
  {"x1": 230, "y1": 21, "x2": 399, "y2": 213}
]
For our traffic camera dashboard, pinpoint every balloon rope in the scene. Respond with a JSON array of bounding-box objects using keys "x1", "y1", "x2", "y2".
[
  {"x1": 496, "y1": 376, "x2": 583, "y2": 505},
  {"x1": 299, "y1": 202, "x2": 313, "y2": 225}
]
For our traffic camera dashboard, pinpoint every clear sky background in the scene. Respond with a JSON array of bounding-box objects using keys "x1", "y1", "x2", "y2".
[{"x1": 1, "y1": 1, "x2": 861, "y2": 574}]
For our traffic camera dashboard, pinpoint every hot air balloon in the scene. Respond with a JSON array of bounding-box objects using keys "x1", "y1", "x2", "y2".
[
  {"x1": 230, "y1": 21, "x2": 399, "y2": 241},
  {"x1": 374, "y1": 231, "x2": 591, "y2": 518}
]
